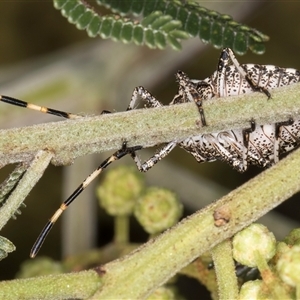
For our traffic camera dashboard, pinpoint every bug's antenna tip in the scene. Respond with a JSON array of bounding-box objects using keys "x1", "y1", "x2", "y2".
[{"x1": 29, "y1": 248, "x2": 37, "y2": 258}]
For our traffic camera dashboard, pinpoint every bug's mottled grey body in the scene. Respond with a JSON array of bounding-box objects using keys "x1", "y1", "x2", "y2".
[
  {"x1": 2, "y1": 47, "x2": 299, "y2": 257},
  {"x1": 130, "y1": 48, "x2": 300, "y2": 172},
  {"x1": 175, "y1": 49, "x2": 300, "y2": 171},
  {"x1": 173, "y1": 49, "x2": 300, "y2": 172}
]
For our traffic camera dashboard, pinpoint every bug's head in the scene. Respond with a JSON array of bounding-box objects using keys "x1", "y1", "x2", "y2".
[
  {"x1": 174, "y1": 70, "x2": 192, "y2": 88},
  {"x1": 171, "y1": 71, "x2": 195, "y2": 104},
  {"x1": 171, "y1": 71, "x2": 214, "y2": 104}
]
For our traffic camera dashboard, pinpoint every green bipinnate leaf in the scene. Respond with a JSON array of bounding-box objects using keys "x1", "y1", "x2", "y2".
[{"x1": 53, "y1": 0, "x2": 269, "y2": 54}]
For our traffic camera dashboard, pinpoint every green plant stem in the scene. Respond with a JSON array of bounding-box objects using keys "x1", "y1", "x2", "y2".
[
  {"x1": 2, "y1": 146, "x2": 300, "y2": 298},
  {"x1": 254, "y1": 250, "x2": 290, "y2": 299},
  {"x1": 114, "y1": 215, "x2": 130, "y2": 244},
  {"x1": 0, "y1": 270, "x2": 101, "y2": 300},
  {"x1": 211, "y1": 239, "x2": 238, "y2": 300},
  {"x1": 0, "y1": 150, "x2": 53, "y2": 231},
  {"x1": 1, "y1": 83, "x2": 300, "y2": 167},
  {"x1": 90, "y1": 146, "x2": 300, "y2": 299}
]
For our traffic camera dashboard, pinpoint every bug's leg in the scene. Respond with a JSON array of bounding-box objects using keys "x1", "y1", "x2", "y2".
[
  {"x1": 127, "y1": 86, "x2": 163, "y2": 111},
  {"x1": 0, "y1": 95, "x2": 81, "y2": 119},
  {"x1": 30, "y1": 142, "x2": 142, "y2": 258},
  {"x1": 216, "y1": 48, "x2": 231, "y2": 97},
  {"x1": 224, "y1": 48, "x2": 271, "y2": 98},
  {"x1": 101, "y1": 87, "x2": 162, "y2": 114},
  {"x1": 241, "y1": 119, "x2": 256, "y2": 172},
  {"x1": 102, "y1": 86, "x2": 169, "y2": 171},
  {"x1": 124, "y1": 86, "x2": 166, "y2": 166},
  {"x1": 130, "y1": 141, "x2": 177, "y2": 172},
  {"x1": 175, "y1": 71, "x2": 206, "y2": 126},
  {"x1": 274, "y1": 118, "x2": 294, "y2": 163},
  {"x1": 101, "y1": 109, "x2": 112, "y2": 114},
  {"x1": 102, "y1": 86, "x2": 163, "y2": 114},
  {"x1": 102, "y1": 89, "x2": 166, "y2": 168}
]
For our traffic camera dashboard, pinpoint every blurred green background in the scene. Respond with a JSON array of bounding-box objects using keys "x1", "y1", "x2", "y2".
[{"x1": 0, "y1": 1, "x2": 300, "y2": 298}]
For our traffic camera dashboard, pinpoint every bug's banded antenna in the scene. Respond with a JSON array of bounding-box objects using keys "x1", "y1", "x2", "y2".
[
  {"x1": 0, "y1": 95, "x2": 80, "y2": 119},
  {"x1": 2, "y1": 47, "x2": 300, "y2": 258},
  {"x1": 30, "y1": 142, "x2": 142, "y2": 258}
]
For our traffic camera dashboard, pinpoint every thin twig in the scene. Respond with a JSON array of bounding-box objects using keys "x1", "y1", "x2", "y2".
[
  {"x1": 2, "y1": 145, "x2": 300, "y2": 299},
  {"x1": 0, "y1": 150, "x2": 53, "y2": 230},
  {"x1": 1, "y1": 82, "x2": 300, "y2": 167},
  {"x1": 93, "y1": 145, "x2": 300, "y2": 298}
]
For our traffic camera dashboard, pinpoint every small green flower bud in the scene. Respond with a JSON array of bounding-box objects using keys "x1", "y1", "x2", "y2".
[
  {"x1": 239, "y1": 280, "x2": 269, "y2": 300},
  {"x1": 277, "y1": 245, "x2": 300, "y2": 287},
  {"x1": 16, "y1": 257, "x2": 64, "y2": 278},
  {"x1": 284, "y1": 228, "x2": 300, "y2": 246},
  {"x1": 134, "y1": 187, "x2": 182, "y2": 234},
  {"x1": 233, "y1": 223, "x2": 276, "y2": 267},
  {"x1": 96, "y1": 166, "x2": 144, "y2": 216},
  {"x1": 275, "y1": 241, "x2": 290, "y2": 261}
]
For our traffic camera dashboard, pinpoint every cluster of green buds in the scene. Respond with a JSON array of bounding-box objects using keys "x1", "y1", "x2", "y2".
[
  {"x1": 96, "y1": 166, "x2": 183, "y2": 236},
  {"x1": 18, "y1": 166, "x2": 300, "y2": 300},
  {"x1": 96, "y1": 168, "x2": 300, "y2": 299},
  {"x1": 231, "y1": 224, "x2": 300, "y2": 299},
  {"x1": 96, "y1": 166, "x2": 183, "y2": 299}
]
